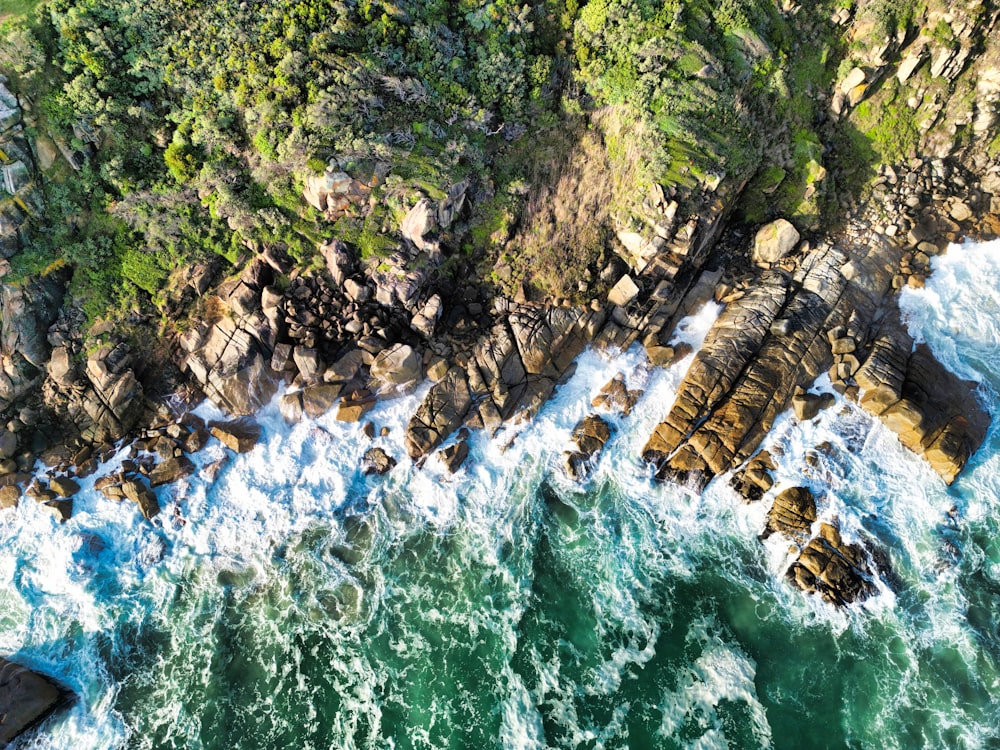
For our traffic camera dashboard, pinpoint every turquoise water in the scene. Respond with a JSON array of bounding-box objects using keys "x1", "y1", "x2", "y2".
[{"x1": 3, "y1": 241, "x2": 1000, "y2": 749}]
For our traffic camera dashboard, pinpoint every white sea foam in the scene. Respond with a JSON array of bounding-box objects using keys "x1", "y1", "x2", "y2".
[{"x1": 4, "y1": 244, "x2": 1000, "y2": 747}]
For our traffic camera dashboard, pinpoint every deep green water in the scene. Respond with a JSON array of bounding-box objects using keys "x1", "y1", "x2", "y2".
[{"x1": 3, "y1": 240, "x2": 1000, "y2": 749}]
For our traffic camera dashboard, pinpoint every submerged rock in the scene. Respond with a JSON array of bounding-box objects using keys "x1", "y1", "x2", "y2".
[{"x1": 0, "y1": 657, "x2": 65, "y2": 746}]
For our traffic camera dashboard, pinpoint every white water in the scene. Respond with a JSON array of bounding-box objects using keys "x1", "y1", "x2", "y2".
[{"x1": 1, "y1": 241, "x2": 1000, "y2": 749}]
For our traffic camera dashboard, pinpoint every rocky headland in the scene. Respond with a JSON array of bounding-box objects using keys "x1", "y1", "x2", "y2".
[{"x1": 3, "y1": 0, "x2": 1000, "y2": 740}]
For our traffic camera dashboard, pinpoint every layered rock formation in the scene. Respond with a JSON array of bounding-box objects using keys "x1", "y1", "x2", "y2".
[{"x1": 641, "y1": 220, "x2": 988, "y2": 489}]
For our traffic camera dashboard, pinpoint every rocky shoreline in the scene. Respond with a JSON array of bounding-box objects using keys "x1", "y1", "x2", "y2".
[{"x1": 0, "y1": 68, "x2": 997, "y2": 597}]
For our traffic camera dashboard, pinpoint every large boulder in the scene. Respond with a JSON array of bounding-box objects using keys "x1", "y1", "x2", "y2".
[
  {"x1": 0, "y1": 657, "x2": 65, "y2": 746},
  {"x1": 565, "y1": 414, "x2": 612, "y2": 480},
  {"x1": 210, "y1": 418, "x2": 261, "y2": 453},
  {"x1": 786, "y1": 523, "x2": 877, "y2": 606},
  {"x1": 752, "y1": 219, "x2": 800, "y2": 266},
  {"x1": 761, "y1": 486, "x2": 817, "y2": 539},
  {"x1": 369, "y1": 344, "x2": 422, "y2": 392}
]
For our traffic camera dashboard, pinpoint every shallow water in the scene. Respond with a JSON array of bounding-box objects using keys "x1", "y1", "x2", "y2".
[{"x1": 3, "y1": 241, "x2": 1000, "y2": 749}]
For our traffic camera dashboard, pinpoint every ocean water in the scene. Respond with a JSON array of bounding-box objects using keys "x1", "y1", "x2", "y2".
[{"x1": 3, "y1": 240, "x2": 1000, "y2": 749}]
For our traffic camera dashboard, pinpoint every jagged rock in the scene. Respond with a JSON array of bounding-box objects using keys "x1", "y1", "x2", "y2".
[
  {"x1": 608, "y1": 274, "x2": 640, "y2": 307},
  {"x1": 565, "y1": 414, "x2": 611, "y2": 481},
  {"x1": 47, "y1": 346, "x2": 76, "y2": 386},
  {"x1": 839, "y1": 67, "x2": 867, "y2": 94},
  {"x1": 406, "y1": 303, "x2": 605, "y2": 457},
  {"x1": 643, "y1": 239, "x2": 909, "y2": 488},
  {"x1": 209, "y1": 418, "x2": 261, "y2": 453},
  {"x1": 121, "y1": 478, "x2": 160, "y2": 520},
  {"x1": 792, "y1": 391, "x2": 836, "y2": 421},
  {"x1": 48, "y1": 476, "x2": 79, "y2": 498},
  {"x1": 401, "y1": 198, "x2": 437, "y2": 252},
  {"x1": 897, "y1": 48, "x2": 927, "y2": 83},
  {"x1": 856, "y1": 316, "x2": 987, "y2": 483},
  {"x1": 369, "y1": 344, "x2": 421, "y2": 392},
  {"x1": 761, "y1": 486, "x2": 817, "y2": 539},
  {"x1": 437, "y1": 180, "x2": 468, "y2": 229},
  {"x1": 361, "y1": 447, "x2": 396, "y2": 475},
  {"x1": 786, "y1": 523, "x2": 877, "y2": 606},
  {"x1": 753, "y1": 219, "x2": 800, "y2": 265},
  {"x1": 592, "y1": 373, "x2": 643, "y2": 415},
  {"x1": 0, "y1": 429, "x2": 16, "y2": 460},
  {"x1": 43, "y1": 498, "x2": 72, "y2": 522},
  {"x1": 182, "y1": 428, "x2": 209, "y2": 454},
  {"x1": 336, "y1": 389, "x2": 377, "y2": 422},
  {"x1": 320, "y1": 239, "x2": 355, "y2": 286},
  {"x1": 405, "y1": 367, "x2": 472, "y2": 459},
  {"x1": 149, "y1": 456, "x2": 196, "y2": 487},
  {"x1": 410, "y1": 294, "x2": 442, "y2": 338},
  {"x1": 181, "y1": 313, "x2": 278, "y2": 416},
  {"x1": 0, "y1": 657, "x2": 65, "y2": 746},
  {"x1": 292, "y1": 346, "x2": 322, "y2": 382},
  {"x1": 0, "y1": 484, "x2": 19, "y2": 509},
  {"x1": 270, "y1": 342, "x2": 293, "y2": 373},
  {"x1": 301, "y1": 384, "x2": 342, "y2": 418},
  {"x1": 438, "y1": 438, "x2": 469, "y2": 473},
  {"x1": 731, "y1": 450, "x2": 775, "y2": 502}
]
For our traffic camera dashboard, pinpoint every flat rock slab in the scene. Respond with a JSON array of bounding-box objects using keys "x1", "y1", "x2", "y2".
[
  {"x1": 0, "y1": 657, "x2": 65, "y2": 745},
  {"x1": 209, "y1": 418, "x2": 262, "y2": 453}
]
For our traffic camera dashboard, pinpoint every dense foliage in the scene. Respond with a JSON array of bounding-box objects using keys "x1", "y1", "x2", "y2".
[{"x1": 0, "y1": 0, "x2": 883, "y2": 313}]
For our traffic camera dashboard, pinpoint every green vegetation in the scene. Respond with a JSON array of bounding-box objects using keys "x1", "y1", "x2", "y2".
[
  {"x1": 0, "y1": 0, "x2": 942, "y2": 318},
  {"x1": 0, "y1": 0, "x2": 43, "y2": 19}
]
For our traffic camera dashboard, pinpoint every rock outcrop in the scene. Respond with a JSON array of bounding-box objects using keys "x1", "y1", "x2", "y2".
[
  {"x1": 642, "y1": 226, "x2": 988, "y2": 488},
  {"x1": 405, "y1": 302, "x2": 606, "y2": 458},
  {"x1": 0, "y1": 657, "x2": 65, "y2": 746},
  {"x1": 564, "y1": 414, "x2": 612, "y2": 481},
  {"x1": 786, "y1": 523, "x2": 878, "y2": 606}
]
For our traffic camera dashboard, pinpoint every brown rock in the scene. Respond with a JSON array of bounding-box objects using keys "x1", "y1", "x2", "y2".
[
  {"x1": 43, "y1": 498, "x2": 73, "y2": 522},
  {"x1": 438, "y1": 439, "x2": 470, "y2": 473},
  {"x1": 0, "y1": 484, "x2": 20, "y2": 509},
  {"x1": 336, "y1": 390, "x2": 377, "y2": 423},
  {"x1": 121, "y1": 478, "x2": 160, "y2": 520},
  {"x1": 48, "y1": 476, "x2": 80, "y2": 498},
  {"x1": 182, "y1": 428, "x2": 210, "y2": 454},
  {"x1": 565, "y1": 414, "x2": 612, "y2": 480},
  {"x1": 149, "y1": 456, "x2": 197, "y2": 487},
  {"x1": 762, "y1": 486, "x2": 817, "y2": 539},
  {"x1": 361, "y1": 447, "x2": 397, "y2": 476},
  {"x1": 210, "y1": 418, "x2": 261, "y2": 453},
  {"x1": 786, "y1": 523, "x2": 877, "y2": 606},
  {"x1": 592, "y1": 373, "x2": 643, "y2": 415},
  {"x1": 792, "y1": 391, "x2": 836, "y2": 421},
  {"x1": 301, "y1": 383, "x2": 343, "y2": 418}
]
